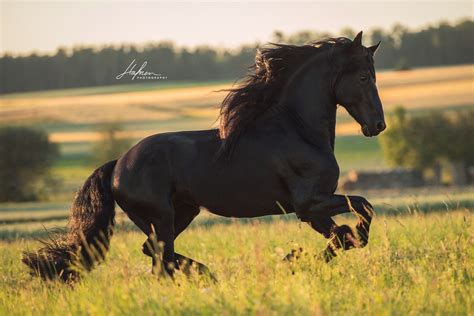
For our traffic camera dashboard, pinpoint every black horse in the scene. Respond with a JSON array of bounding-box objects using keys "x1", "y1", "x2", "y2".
[{"x1": 23, "y1": 32, "x2": 385, "y2": 280}]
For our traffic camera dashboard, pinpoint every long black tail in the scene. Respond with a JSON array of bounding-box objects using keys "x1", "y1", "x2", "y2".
[{"x1": 22, "y1": 160, "x2": 117, "y2": 281}]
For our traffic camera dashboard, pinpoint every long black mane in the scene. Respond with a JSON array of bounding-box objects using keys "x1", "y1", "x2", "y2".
[{"x1": 218, "y1": 37, "x2": 351, "y2": 157}]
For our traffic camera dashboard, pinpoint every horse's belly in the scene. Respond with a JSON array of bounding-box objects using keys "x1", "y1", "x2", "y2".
[
  {"x1": 203, "y1": 200, "x2": 287, "y2": 218},
  {"x1": 195, "y1": 180, "x2": 292, "y2": 218}
]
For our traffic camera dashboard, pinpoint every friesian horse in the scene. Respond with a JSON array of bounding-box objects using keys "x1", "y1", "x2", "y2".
[{"x1": 23, "y1": 32, "x2": 385, "y2": 280}]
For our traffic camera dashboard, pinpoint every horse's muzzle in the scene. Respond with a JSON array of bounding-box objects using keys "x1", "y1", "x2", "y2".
[{"x1": 362, "y1": 120, "x2": 386, "y2": 137}]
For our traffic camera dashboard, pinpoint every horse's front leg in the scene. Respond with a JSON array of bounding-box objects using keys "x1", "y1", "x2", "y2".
[
  {"x1": 284, "y1": 214, "x2": 355, "y2": 262},
  {"x1": 298, "y1": 194, "x2": 375, "y2": 258},
  {"x1": 307, "y1": 216, "x2": 343, "y2": 262}
]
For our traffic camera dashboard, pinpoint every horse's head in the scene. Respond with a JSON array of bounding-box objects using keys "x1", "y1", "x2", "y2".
[{"x1": 334, "y1": 31, "x2": 386, "y2": 137}]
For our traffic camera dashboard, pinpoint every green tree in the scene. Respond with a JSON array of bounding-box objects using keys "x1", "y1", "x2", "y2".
[
  {"x1": 443, "y1": 110, "x2": 474, "y2": 185},
  {"x1": 379, "y1": 107, "x2": 412, "y2": 167},
  {"x1": 381, "y1": 107, "x2": 447, "y2": 183},
  {"x1": 0, "y1": 126, "x2": 59, "y2": 201},
  {"x1": 91, "y1": 122, "x2": 132, "y2": 165},
  {"x1": 380, "y1": 107, "x2": 474, "y2": 185}
]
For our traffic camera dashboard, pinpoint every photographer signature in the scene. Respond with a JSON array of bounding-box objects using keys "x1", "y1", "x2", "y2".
[{"x1": 116, "y1": 59, "x2": 167, "y2": 80}]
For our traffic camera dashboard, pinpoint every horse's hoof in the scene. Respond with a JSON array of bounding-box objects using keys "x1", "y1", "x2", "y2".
[{"x1": 330, "y1": 225, "x2": 359, "y2": 250}]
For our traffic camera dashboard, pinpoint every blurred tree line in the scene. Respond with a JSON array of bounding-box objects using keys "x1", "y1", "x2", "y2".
[
  {"x1": 1, "y1": 19, "x2": 472, "y2": 94},
  {"x1": 380, "y1": 107, "x2": 474, "y2": 186}
]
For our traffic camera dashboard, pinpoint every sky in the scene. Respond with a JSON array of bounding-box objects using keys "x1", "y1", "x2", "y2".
[{"x1": 1, "y1": 1, "x2": 472, "y2": 55}]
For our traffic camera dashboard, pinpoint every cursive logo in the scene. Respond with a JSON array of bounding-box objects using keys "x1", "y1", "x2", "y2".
[{"x1": 116, "y1": 59, "x2": 167, "y2": 80}]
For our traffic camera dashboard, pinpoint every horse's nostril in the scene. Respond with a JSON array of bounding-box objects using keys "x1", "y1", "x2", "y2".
[
  {"x1": 376, "y1": 121, "x2": 386, "y2": 132},
  {"x1": 362, "y1": 125, "x2": 370, "y2": 136}
]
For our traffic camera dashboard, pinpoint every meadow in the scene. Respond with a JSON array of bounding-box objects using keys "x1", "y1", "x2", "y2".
[
  {"x1": 0, "y1": 64, "x2": 473, "y2": 315},
  {"x1": 0, "y1": 206, "x2": 472, "y2": 315},
  {"x1": 0, "y1": 187, "x2": 472, "y2": 314}
]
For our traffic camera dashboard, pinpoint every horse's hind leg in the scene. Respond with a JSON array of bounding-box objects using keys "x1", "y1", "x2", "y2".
[
  {"x1": 173, "y1": 203, "x2": 215, "y2": 278},
  {"x1": 142, "y1": 202, "x2": 215, "y2": 278},
  {"x1": 121, "y1": 202, "x2": 176, "y2": 276},
  {"x1": 147, "y1": 210, "x2": 176, "y2": 276}
]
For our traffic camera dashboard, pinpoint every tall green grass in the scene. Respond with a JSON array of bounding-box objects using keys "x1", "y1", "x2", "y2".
[{"x1": 0, "y1": 210, "x2": 471, "y2": 315}]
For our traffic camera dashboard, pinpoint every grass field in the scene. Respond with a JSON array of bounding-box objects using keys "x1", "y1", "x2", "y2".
[
  {"x1": 0, "y1": 188, "x2": 473, "y2": 315},
  {"x1": 0, "y1": 206, "x2": 472, "y2": 315}
]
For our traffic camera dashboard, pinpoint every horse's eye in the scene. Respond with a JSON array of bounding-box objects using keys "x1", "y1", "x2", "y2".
[{"x1": 360, "y1": 75, "x2": 368, "y2": 82}]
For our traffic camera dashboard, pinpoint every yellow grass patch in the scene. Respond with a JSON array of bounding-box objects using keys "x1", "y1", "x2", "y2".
[
  {"x1": 0, "y1": 84, "x2": 228, "y2": 124},
  {"x1": 379, "y1": 78, "x2": 473, "y2": 110}
]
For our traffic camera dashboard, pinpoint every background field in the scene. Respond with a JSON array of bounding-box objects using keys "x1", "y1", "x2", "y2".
[
  {"x1": 1, "y1": 64, "x2": 473, "y2": 189},
  {"x1": 0, "y1": 64, "x2": 473, "y2": 315}
]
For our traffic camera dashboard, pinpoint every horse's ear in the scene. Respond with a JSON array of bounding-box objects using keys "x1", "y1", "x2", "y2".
[
  {"x1": 368, "y1": 41, "x2": 381, "y2": 55},
  {"x1": 353, "y1": 31, "x2": 363, "y2": 47}
]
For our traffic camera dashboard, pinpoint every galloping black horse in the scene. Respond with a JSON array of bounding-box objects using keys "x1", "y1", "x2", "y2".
[{"x1": 23, "y1": 32, "x2": 386, "y2": 280}]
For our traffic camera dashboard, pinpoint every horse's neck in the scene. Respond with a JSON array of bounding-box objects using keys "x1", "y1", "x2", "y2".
[{"x1": 280, "y1": 61, "x2": 337, "y2": 152}]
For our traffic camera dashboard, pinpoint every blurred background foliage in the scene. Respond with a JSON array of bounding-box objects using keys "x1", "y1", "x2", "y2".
[
  {"x1": 0, "y1": 127, "x2": 59, "y2": 201},
  {"x1": 90, "y1": 122, "x2": 132, "y2": 166},
  {"x1": 0, "y1": 123, "x2": 131, "y2": 202},
  {"x1": 380, "y1": 107, "x2": 474, "y2": 185}
]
